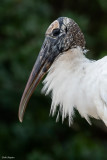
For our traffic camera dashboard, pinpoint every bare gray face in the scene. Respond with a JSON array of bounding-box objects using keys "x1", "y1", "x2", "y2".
[
  {"x1": 18, "y1": 17, "x2": 86, "y2": 122},
  {"x1": 46, "y1": 17, "x2": 85, "y2": 52}
]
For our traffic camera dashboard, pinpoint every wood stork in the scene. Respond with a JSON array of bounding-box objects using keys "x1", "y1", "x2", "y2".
[{"x1": 19, "y1": 17, "x2": 107, "y2": 126}]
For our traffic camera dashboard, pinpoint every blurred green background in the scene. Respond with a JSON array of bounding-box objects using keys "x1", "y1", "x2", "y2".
[{"x1": 0, "y1": 0, "x2": 107, "y2": 159}]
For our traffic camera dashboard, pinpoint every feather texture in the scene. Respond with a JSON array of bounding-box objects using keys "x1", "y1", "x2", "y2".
[{"x1": 42, "y1": 47, "x2": 107, "y2": 126}]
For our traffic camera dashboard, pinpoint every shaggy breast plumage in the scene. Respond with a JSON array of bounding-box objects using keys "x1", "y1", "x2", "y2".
[{"x1": 43, "y1": 47, "x2": 107, "y2": 126}]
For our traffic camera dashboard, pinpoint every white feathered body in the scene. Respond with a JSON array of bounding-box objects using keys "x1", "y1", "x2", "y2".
[{"x1": 42, "y1": 47, "x2": 107, "y2": 125}]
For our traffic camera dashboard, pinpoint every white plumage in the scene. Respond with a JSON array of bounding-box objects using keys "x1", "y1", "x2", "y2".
[
  {"x1": 43, "y1": 47, "x2": 107, "y2": 126},
  {"x1": 18, "y1": 17, "x2": 107, "y2": 126}
]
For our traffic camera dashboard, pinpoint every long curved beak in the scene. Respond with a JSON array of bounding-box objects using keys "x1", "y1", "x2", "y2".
[{"x1": 18, "y1": 37, "x2": 55, "y2": 122}]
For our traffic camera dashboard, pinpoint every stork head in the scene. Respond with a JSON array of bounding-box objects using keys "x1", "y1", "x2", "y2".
[{"x1": 18, "y1": 17, "x2": 86, "y2": 122}]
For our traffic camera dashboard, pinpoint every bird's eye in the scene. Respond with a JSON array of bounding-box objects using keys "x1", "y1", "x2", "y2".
[
  {"x1": 52, "y1": 28, "x2": 60, "y2": 36},
  {"x1": 65, "y1": 27, "x2": 68, "y2": 33}
]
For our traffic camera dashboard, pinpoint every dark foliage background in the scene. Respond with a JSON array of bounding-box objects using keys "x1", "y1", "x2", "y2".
[{"x1": 0, "y1": 0, "x2": 107, "y2": 159}]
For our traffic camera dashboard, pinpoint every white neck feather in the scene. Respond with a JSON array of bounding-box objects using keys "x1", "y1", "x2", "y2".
[{"x1": 42, "y1": 46, "x2": 107, "y2": 126}]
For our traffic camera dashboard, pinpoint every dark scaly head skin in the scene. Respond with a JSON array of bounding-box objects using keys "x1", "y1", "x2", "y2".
[{"x1": 18, "y1": 17, "x2": 86, "y2": 122}]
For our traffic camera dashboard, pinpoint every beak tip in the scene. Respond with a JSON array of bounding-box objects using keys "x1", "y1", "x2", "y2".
[
  {"x1": 19, "y1": 116, "x2": 23, "y2": 123},
  {"x1": 18, "y1": 111, "x2": 23, "y2": 123}
]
